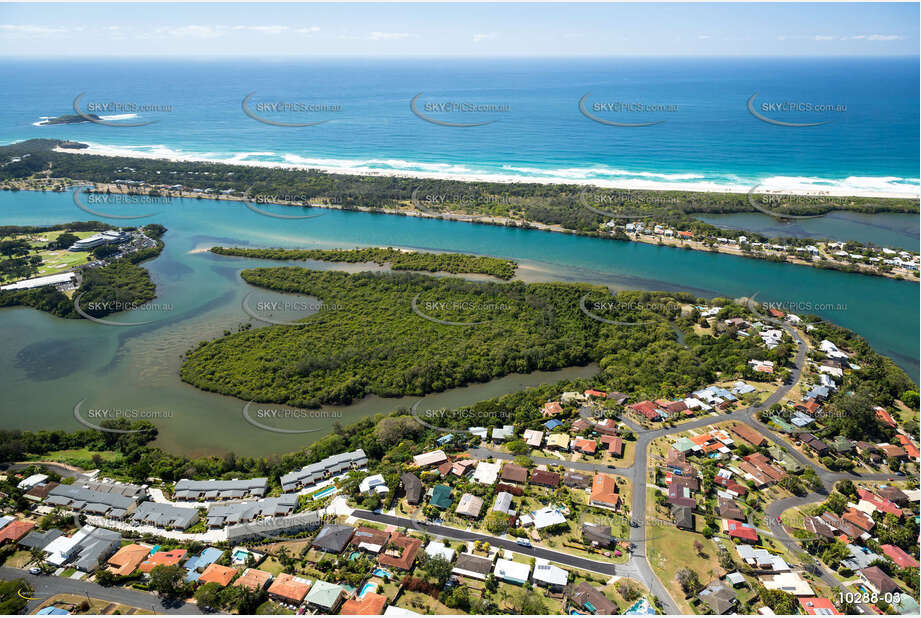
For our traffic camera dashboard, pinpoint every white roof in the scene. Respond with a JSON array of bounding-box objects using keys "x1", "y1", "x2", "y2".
[
  {"x1": 358, "y1": 473, "x2": 388, "y2": 494},
  {"x1": 532, "y1": 559, "x2": 568, "y2": 587},
  {"x1": 763, "y1": 572, "x2": 813, "y2": 596},
  {"x1": 531, "y1": 506, "x2": 566, "y2": 530},
  {"x1": 385, "y1": 607, "x2": 422, "y2": 616},
  {"x1": 17, "y1": 473, "x2": 49, "y2": 490},
  {"x1": 472, "y1": 461, "x2": 500, "y2": 485},
  {"x1": 468, "y1": 427, "x2": 488, "y2": 439},
  {"x1": 1, "y1": 272, "x2": 76, "y2": 291},
  {"x1": 44, "y1": 525, "x2": 94, "y2": 566},
  {"x1": 494, "y1": 558, "x2": 530, "y2": 583},
  {"x1": 425, "y1": 541, "x2": 456, "y2": 563}
]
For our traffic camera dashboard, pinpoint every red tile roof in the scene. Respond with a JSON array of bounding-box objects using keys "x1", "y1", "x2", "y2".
[
  {"x1": 139, "y1": 549, "x2": 187, "y2": 573},
  {"x1": 573, "y1": 438, "x2": 597, "y2": 454},
  {"x1": 198, "y1": 563, "x2": 238, "y2": 587},
  {"x1": 880, "y1": 544, "x2": 919, "y2": 568},
  {"x1": 341, "y1": 591, "x2": 388, "y2": 615},
  {"x1": 0, "y1": 520, "x2": 35, "y2": 544},
  {"x1": 798, "y1": 598, "x2": 841, "y2": 615},
  {"x1": 724, "y1": 519, "x2": 758, "y2": 542}
]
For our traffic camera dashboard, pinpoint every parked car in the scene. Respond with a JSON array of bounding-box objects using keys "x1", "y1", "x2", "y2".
[{"x1": 516, "y1": 537, "x2": 531, "y2": 547}]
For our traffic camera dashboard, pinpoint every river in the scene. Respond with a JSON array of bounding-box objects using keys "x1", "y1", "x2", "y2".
[{"x1": 0, "y1": 190, "x2": 917, "y2": 456}]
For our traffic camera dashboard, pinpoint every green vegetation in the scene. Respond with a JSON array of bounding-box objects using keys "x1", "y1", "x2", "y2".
[
  {"x1": 0, "y1": 579, "x2": 30, "y2": 615},
  {"x1": 1, "y1": 139, "x2": 915, "y2": 249},
  {"x1": 211, "y1": 245, "x2": 518, "y2": 279},
  {"x1": 180, "y1": 268, "x2": 790, "y2": 407},
  {"x1": 0, "y1": 223, "x2": 166, "y2": 318}
]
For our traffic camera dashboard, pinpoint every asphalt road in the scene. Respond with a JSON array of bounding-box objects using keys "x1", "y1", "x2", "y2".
[
  {"x1": 0, "y1": 566, "x2": 206, "y2": 615},
  {"x1": 352, "y1": 509, "x2": 643, "y2": 581}
]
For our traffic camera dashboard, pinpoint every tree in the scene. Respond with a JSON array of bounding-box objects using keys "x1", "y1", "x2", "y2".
[
  {"x1": 149, "y1": 564, "x2": 188, "y2": 598},
  {"x1": 484, "y1": 510, "x2": 510, "y2": 535},
  {"x1": 693, "y1": 540, "x2": 705, "y2": 556},
  {"x1": 50, "y1": 233, "x2": 78, "y2": 250},
  {"x1": 516, "y1": 589, "x2": 550, "y2": 614},
  {"x1": 421, "y1": 554, "x2": 452, "y2": 587},
  {"x1": 194, "y1": 582, "x2": 223, "y2": 611},
  {"x1": 675, "y1": 568, "x2": 701, "y2": 595}
]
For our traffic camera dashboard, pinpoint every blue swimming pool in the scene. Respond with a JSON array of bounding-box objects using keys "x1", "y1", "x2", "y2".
[
  {"x1": 359, "y1": 583, "x2": 378, "y2": 598},
  {"x1": 373, "y1": 568, "x2": 392, "y2": 579},
  {"x1": 312, "y1": 485, "x2": 338, "y2": 499},
  {"x1": 624, "y1": 599, "x2": 656, "y2": 615}
]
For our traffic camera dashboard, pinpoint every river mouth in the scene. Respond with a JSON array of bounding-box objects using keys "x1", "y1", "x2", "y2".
[{"x1": 0, "y1": 190, "x2": 917, "y2": 457}]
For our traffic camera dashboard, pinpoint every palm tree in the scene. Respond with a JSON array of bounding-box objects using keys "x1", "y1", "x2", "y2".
[{"x1": 27, "y1": 547, "x2": 46, "y2": 571}]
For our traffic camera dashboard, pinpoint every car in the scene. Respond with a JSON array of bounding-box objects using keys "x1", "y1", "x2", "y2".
[
  {"x1": 516, "y1": 537, "x2": 531, "y2": 547},
  {"x1": 28, "y1": 567, "x2": 42, "y2": 575},
  {"x1": 776, "y1": 516, "x2": 782, "y2": 523}
]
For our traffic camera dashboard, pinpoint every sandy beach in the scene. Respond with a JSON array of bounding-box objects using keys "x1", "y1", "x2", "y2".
[{"x1": 53, "y1": 143, "x2": 919, "y2": 200}]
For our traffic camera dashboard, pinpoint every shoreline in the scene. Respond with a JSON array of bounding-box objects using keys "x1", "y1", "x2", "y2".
[
  {"x1": 51, "y1": 143, "x2": 920, "y2": 199},
  {"x1": 12, "y1": 179, "x2": 918, "y2": 283}
]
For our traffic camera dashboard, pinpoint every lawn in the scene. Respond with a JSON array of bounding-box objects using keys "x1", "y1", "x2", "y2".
[
  {"x1": 28, "y1": 448, "x2": 123, "y2": 468},
  {"x1": 35, "y1": 593, "x2": 155, "y2": 615},
  {"x1": 255, "y1": 600, "x2": 296, "y2": 615},
  {"x1": 396, "y1": 590, "x2": 455, "y2": 614},
  {"x1": 645, "y1": 488, "x2": 722, "y2": 615}
]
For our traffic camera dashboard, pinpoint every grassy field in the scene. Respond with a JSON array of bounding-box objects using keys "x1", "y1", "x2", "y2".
[
  {"x1": 35, "y1": 593, "x2": 155, "y2": 615},
  {"x1": 1, "y1": 229, "x2": 98, "y2": 283},
  {"x1": 255, "y1": 600, "x2": 295, "y2": 615},
  {"x1": 645, "y1": 488, "x2": 722, "y2": 615},
  {"x1": 28, "y1": 448, "x2": 123, "y2": 468}
]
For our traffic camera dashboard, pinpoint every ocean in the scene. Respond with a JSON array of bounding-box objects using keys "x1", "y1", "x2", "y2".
[{"x1": 1, "y1": 56, "x2": 918, "y2": 196}]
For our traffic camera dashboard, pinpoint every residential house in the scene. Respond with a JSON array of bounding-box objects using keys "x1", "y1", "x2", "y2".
[
  {"x1": 304, "y1": 579, "x2": 345, "y2": 613},
  {"x1": 573, "y1": 437, "x2": 597, "y2": 455},
  {"x1": 311, "y1": 524, "x2": 355, "y2": 554},
  {"x1": 429, "y1": 485, "x2": 453, "y2": 510},
  {"x1": 280, "y1": 449, "x2": 368, "y2": 492},
  {"x1": 672, "y1": 505, "x2": 694, "y2": 530},
  {"x1": 571, "y1": 582, "x2": 617, "y2": 615},
  {"x1": 798, "y1": 598, "x2": 842, "y2": 616},
  {"x1": 723, "y1": 519, "x2": 758, "y2": 543},
  {"x1": 589, "y1": 474, "x2": 620, "y2": 509},
  {"x1": 530, "y1": 470, "x2": 561, "y2": 488},
  {"x1": 718, "y1": 498, "x2": 745, "y2": 521},
  {"x1": 400, "y1": 472, "x2": 423, "y2": 505},
  {"x1": 268, "y1": 573, "x2": 313, "y2": 605},
  {"x1": 523, "y1": 429, "x2": 543, "y2": 448},
  {"x1": 499, "y1": 463, "x2": 528, "y2": 484},
  {"x1": 731, "y1": 424, "x2": 766, "y2": 447},
  {"x1": 378, "y1": 533, "x2": 422, "y2": 571},
  {"x1": 359, "y1": 473, "x2": 389, "y2": 496},
  {"x1": 173, "y1": 478, "x2": 267, "y2": 501},
  {"x1": 859, "y1": 566, "x2": 899, "y2": 595},
  {"x1": 493, "y1": 558, "x2": 530, "y2": 585},
  {"x1": 601, "y1": 435, "x2": 623, "y2": 457},
  {"x1": 341, "y1": 592, "x2": 388, "y2": 615},
  {"x1": 197, "y1": 563, "x2": 237, "y2": 587},
  {"x1": 541, "y1": 401, "x2": 563, "y2": 417},
  {"x1": 472, "y1": 462, "x2": 500, "y2": 485},
  {"x1": 452, "y1": 553, "x2": 493, "y2": 580},
  {"x1": 455, "y1": 494, "x2": 483, "y2": 518},
  {"x1": 698, "y1": 581, "x2": 738, "y2": 614},
  {"x1": 106, "y1": 543, "x2": 150, "y2": 577},
  {"x1": 545, "y1": 433, "x2": 570, "y2": 450},
  {"x1": 139, "y1": 549, "x2": 187, "y2": 574},
  {"x1": 532, "y1": 559, "x2": 568, "y2": 592},
  {"x1": 350, "y1": 527, "x2": 391, "y2": 554},
  {"x1": 880, "y1": 545, "x2": 919, "y2": 568},
  {"x1": 563, "y1": 471, "x2": 592, "y2": 489},
  {"x1": 762, "y1": 572, "x2": 815, "y2": 596},
  {"x1": 233, "y1": 568, "x2": 273, "y2": 592},
  {"x1": 413, "y1": 450, "x2": 449, "y2": 468}
]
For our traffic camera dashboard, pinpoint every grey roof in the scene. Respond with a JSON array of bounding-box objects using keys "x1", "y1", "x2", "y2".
[
  {"x1": 225, "y1": 510, "x2": 323, "y2": 543},
  {"x1": 698, "y1": 582, "x2": 737, "y2": 614},
  {"x1": 206, "y1": 494, "x2": 299, "y2": 527},
  {"x1": 280, "y1": 449, "x2": 368, "y2": 492},
  {"x1": 131, "y1": 501, "x2": 198, "y2": 530},
  {"x1": 311, "y1": 523, "x2": 355, "y2": 553},
  {"x1": 80, "y1": 480, "x2": 147, "y2": 499},
  {"x1": 401, "y1": 472, "x2": 423, "y2": 504},
  {"x1": 841, "y1": 544, "x2": 882, "y2": 571},
  {"x1": 46, "y1": 484, "x2": 137, "y2": 513},
  {"x1": 71, "y1": 527, "x2": 122, "y2": 572},
  {"x1": 453, "y1": 553, "x2": 493, "y2": 575},
  {"x1": 174, "y1": 477, "x2": 268, "y2": 500},
  {"x1": 492, "y1": 492, "x2": 513, "y2": 514},
  {"x1": 19, "y1": 528, "x2": 63, "y2": 550}
]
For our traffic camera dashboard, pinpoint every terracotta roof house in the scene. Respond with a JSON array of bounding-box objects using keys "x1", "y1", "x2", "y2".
[
  {"x1": 724, "y1": 519, "x2": 758, "y2": 543},
  {"x1": 731, "y1": 424, "x2": 766, "y2": 447},
  {"x1": 268, "y1": 573, "x2": 312, "y2": 605},
  {"x1": 400, "y1": 472, "x2": 423, "y2": 505},
  {"x1": 24, "y1": 481, "x2": 60, "y2": 502},
  {"x1": 378, "y1": 533, "x2": 422, "y2": 571},
  {"x1": 499, "y1": 463, "x2": 528, "y2": 484},
  {"x1": 571, "y1": 418, "x2": 592, "y2": 433},
  {"x1": 571, "y1": 581, "x2": 617, "y2": 615},
  {"x1": 875, "y1": 407, "x2": 897, "y2": 428},
  {"x1": 0, "y1": 520, "x2": 35, "y2": 545},
  {"x1": 718, "y1": 498, "x2": 745, "y2": 521},
  {"x1": 350, "y1": 527, "x2": 391, "y2": 554},
  {"x1": 802, "y1": 517, "x2": 835, "y2": 540},
  {"x1": 880, "y1": 544, "x2": 919, "y2": 568},
  {"x1": 590, "y1": 474, "x2": 620, "y2": 509},
  {"x1": 798, "y1": 433, "x2": 830, "y2": 456},
  {"x1": 530, "y1": 470, "x2": 561, "y2": 488},
  {"x1": 198, "y1": 563, "x2": 238, "y2": 587},
  {"x1": 798, "y1": 598, "x2": 842, "y2": 616},
  {"x1": 859, "y1": 566, "x2": 899, "y2": 594},
  {"x1": 594, "y1": 418, "x2": 619, "y2": 435},
  {"x1": 656, "y1": 399, "x2": 688, "y2": 415},
  {"x1": 563, "y1": 472, "x2": 592, "y2": 489},
  {"x1": 140, "y1": 549, "x2": 187, "y2": 573},
  {"x1": 743, "y1": 453, "x2": 786, "y2": 483},
  {"x1": 857, "y1": 488, "x2": 902, "y2": 517},
  {"x1": 523, "y1": 429, "x2": 544, "y2": 447},
  {"x1": 629, "y1": 400, "x2": 662, "y2": 421},
  {"x1": 541, "y1": 401, "x2": 563, "y2": 417},
  {"x1": 601, "y1": 435, "x2": 623, "y2": 456},
  {"x1": 106, "y1": 543, "x2": 150, "y2": 576},
  {"x1": 311, "y1": 524, "x2": 355, "y2": 553},
  {"x1": 842, "y1": 508, "x2": 875, "y2": 533},
  {"x1": 233, "y1": 568, "x2": 273, "y2": 591},
  {"x1": 341, "y1": 591, "x2": 388, "y2": 615},
  {"x1": 573, "y1": 438, "x2": 597, "y2": 455},
  {"x1": 436, "y1": 462, "x2": 452, "y2": 477},
  {"x1": 455, "y1": 493, "x2": 483, "y2": 518},
  {"x1": 584, "y1": 389, "x2": 607, "y2": 399},
  {"x1": 713, "y1": 475, "x2": 747, "y2": 496}
]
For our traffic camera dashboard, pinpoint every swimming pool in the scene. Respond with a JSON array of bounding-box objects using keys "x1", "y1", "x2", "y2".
[
  {"x1": 312, "y1": 485, "x2": 338, "y2": 500},
  {"x1": 624, "y1": 599, "x2": 656, "y2": 615},
  {"x1": 232, "y1": 549, "x2": 250, "y2": 563},
  {"x1": 372, "y1": 568, "x2": 392, "y2": 579},
  {"x1": 359, "y1": 583, "x2": 378, "y2": 598}
]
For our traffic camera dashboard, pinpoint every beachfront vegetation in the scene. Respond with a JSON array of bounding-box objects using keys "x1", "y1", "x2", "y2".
[{"x1": 210, "y1": 246, "x2": 518, "y2": 280}]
